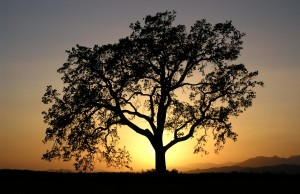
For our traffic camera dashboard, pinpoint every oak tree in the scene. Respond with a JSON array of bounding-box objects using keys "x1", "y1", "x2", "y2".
[{"x1": 42, "y1": 11, "x2": 264, "y2": 173}]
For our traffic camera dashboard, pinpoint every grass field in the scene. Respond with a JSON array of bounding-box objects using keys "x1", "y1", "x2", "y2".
[{"x1": 1, "y1": 169, "x2": 299, "y2": 194}]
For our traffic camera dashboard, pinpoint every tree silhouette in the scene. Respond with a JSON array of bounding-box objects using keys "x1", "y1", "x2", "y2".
[{"x1": 42, "y1": 10, "x2": 264, "y2": 173}]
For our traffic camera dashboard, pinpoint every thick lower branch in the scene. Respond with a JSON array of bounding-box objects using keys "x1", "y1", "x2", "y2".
[{"x1": 164, "y1": 119, "x2": 202, "y2": 152}]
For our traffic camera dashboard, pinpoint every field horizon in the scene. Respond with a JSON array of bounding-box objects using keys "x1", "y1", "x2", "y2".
[{"x1": 1, "y1": 169, "x2": 299, "y2": 193}]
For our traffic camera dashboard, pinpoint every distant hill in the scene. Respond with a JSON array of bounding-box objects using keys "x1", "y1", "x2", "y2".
[
  {"x1": 186, "y1": 164, "x2": 300, "y2": 175},
  {"x1": 236, "y1": 155, "x2": 300, "y2": 167},
  {"x1": 172, "y1": 162, "x2": 235, "y2": 172},
  {"x1": 185, "y1": 155, "x2": 300, "y2": 174}
]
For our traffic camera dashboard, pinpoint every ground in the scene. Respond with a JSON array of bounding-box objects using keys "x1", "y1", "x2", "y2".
[{"x1": 1, "y1": 169, "x2": 299, "y2": 193}]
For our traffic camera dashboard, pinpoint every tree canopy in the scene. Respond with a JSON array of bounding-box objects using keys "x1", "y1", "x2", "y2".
[{"x1": 42, "y1": 10, "x2": 264, "y2": 173}]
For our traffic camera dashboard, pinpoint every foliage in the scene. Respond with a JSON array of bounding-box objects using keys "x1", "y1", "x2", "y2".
[{"x1": 42, "y1": 10, "x2": 263, "y2": 172}]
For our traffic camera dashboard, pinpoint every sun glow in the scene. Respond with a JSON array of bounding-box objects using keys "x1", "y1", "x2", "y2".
[
  {"x1": 118, "y1": 125, "x2": 154, "y2": 171},
  {"x1": 117, "y1": 122, "x2": 203, "y2": 171}
]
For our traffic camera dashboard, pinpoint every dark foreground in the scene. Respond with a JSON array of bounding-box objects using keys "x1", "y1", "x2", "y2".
[{"x1": 1, "y1": 169, "x2": 299, "y2": 194}]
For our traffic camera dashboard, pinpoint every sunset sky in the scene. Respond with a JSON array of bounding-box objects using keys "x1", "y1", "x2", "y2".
[{"x1": 1, "y1": 0, "x2": 300, "y2": 172}]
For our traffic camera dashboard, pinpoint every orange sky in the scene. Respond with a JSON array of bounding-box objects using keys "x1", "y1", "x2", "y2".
[{"x1": 1, "y1": 0, "x2": 300, "y2": 172}]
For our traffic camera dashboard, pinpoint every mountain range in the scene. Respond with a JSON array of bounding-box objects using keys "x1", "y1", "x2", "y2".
[{"x1": 185, "y1": 155, "x2": 300, "y2": 174}]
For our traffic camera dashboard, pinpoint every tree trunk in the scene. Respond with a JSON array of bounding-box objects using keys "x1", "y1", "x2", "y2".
[{"x1": 154, "y1": 144, "x2": 167, "y2": 173}]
